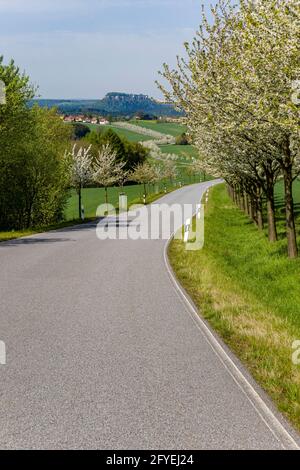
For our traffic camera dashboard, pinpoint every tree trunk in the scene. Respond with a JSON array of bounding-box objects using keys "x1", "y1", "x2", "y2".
[
  {"x1": 237, "y1": 192, "x2": 241, "y2": 208},
  {"x1": 232, "y1": 186, "x2": 237, "y2": 204},
  {"x1": 283, "y1": 164, "x2": 298, "y2": 258},
  {"x1": 239, "y1": 189, "x2": 245, "y2": 211},
  {"x1": 266, "y1": 199, "x2": 277, "y2": 242},
  {"x1": 248, "y1": 196, "x2": 254, "y2": 221},
  {"x1": 233, "y1": 186, "x2": 238, "y2": 205},
  {"x1": 244, "y1": 193, "x2": 249, "y2": 215},
  {"x1": 256, "y1": 206, "x2": 263, "y2": 229},
  {"x1": 256, "y1": 189, "x2": 264, "y2": 230},
  {"x1": 233, "y1": 185, "x2": 238, "y2": 207},
  {"x1": 251, "y1": 196, "x2": 257, "y2": 224},
  {"x1": 265, "y1": 170, "x2": 277, "y2": 242}
]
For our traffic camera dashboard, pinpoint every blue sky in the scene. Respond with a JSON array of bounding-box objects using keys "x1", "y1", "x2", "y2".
[{"x1": 0, "y1": 0, "x2": 212, "y2": 99}]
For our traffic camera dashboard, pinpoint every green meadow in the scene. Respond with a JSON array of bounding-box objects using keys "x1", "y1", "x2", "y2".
[
  {"x1": 64, "y1": 121, "x2": 205, "y2": 222},
  {"x1": 160, "y1": 144, "x2": 199, "y2": 160},
  {"x1": 85, "y1": 123, "x2": 152, "y2": 142},
  {"x1": 130, "y1": 120, "x2": 186, "y2": 137},
  {"x1": 65, "y1": 181, "x2": 187, "y2": 221}
]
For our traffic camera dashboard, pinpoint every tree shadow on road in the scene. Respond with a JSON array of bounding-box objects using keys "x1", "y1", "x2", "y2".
[{"x1": 0, "y1": 237, "x2": 74, "y2": 247}]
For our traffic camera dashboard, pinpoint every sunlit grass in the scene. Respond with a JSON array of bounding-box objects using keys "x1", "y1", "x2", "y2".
[
  {"x1": 130, "y1": 120, "x2": 186, "y2": 137},
  {"x1": 169, "y1": 184, "x2": 300, "y2": 430},
  {"x1": 0, "y1": 186, "x2": 176, "y2": 242}
]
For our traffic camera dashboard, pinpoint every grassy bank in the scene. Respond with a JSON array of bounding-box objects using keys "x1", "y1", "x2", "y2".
[
  {"x1": 0, "y1": 185, "x2": 177, "y2": 242},
  {"x1": 83, "y1": 123, "x2": 152, "y2": 142},
  {"x1": 65, "y1": 184, "x2": 144, "y2": 220},
  {"x1": 168, "y1": 183, "x2": 300, "y2": 431},
  {"x1": 130, "y1": 120, "x2": 186, "y2": 137},
  {"x1": 86, "y1": 122, "x2": 185, "y2": 142},
  {"x1": 0, "y1": 218, "x2": 96, "y2": 242},
  {"x1": 65, "y1": 182, "x2": 189, "y2": 221},
  {"x1": 159, "y1": 144, "x2": 198, "y2": 160}
]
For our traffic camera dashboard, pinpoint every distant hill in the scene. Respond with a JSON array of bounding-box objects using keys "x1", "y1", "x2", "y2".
[{"x1": 29, "y1": 93, "x2": 182, "y2": 117}]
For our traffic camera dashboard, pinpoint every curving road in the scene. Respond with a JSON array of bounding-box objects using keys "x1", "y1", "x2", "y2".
[{"x1": 0, "y1": 181, "x2": 299, "y2": 449}]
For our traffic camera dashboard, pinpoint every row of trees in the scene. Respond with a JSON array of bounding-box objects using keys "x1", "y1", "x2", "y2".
[
  {"x1": 83, "y1": 128, "x2": 148, "y2": 171},
  {"x1": 0, "y1": 55, "x2": 200, "y2": 230},
  {"x1": 0, "y1": 57, "x2": 71, "y2": 230},
  {"x1": 0, "y1": 56, "x2": 151, "y2": 230},
  {"x1": 70, "y1": 143, "x2": 178, "y2": 218},
  {"x1": 159, "y1": 0, "x2": 300, "y2": 258}
]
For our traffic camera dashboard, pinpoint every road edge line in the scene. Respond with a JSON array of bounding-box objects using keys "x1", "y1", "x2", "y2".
[{"x1": 163, "y1": 182, "x2": 300, "y2": 451}]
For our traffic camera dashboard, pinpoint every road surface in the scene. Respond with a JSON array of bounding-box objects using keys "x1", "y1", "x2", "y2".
[{"x1": 0, "y1": 182, "x2": 299, "y2": 449}]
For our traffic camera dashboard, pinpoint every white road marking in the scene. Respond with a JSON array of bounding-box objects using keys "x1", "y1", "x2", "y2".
[{"x1": 163, "y1": 182, "x2": 300, "y2": 450}]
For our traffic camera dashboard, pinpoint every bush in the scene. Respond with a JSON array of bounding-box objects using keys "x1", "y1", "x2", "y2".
[
  {"x1": 0, "y1": 104, "x2": 71, "y2": 229},
  {"x1": 175, "y1": 132, "x2": 189, "y2": 145},
  {"x1": 85, "y1": 128, "x2": 148, "y2": 171},
  {"x1": 71, "y1": 123, "x2": 91, "y2": 140}
]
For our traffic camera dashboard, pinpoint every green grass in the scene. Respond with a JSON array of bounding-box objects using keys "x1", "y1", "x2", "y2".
[
  {"x1": 156, "y1": 143, "x2": 208, "y2": 184},
  {"x1": 85, "y1": 123, "x2": 152, "y2": 142},
  {"x1": 86, "y1": 121, "x2": 187, "y2": 141},
  {"x1": 159, "y1": 144, "x2": 199, "y2": 160},
  {"x1": 0, "y1": 229, "x2": 41, "y2": 241},
  {"x1": 262, "y1": 179, "x2": 300, "y2": 247},
  {"x1": 275, "y1": 178, "x2": 300, "y2": 207},
  {"x1": 130, "y1": 120, "x2": 186, "y2": 137},
  {"x1": 159, "y1": 144, "x2": 201, "y2": 181},
  {"x1": 65, "y1": 181, "x2": 190, "y2": 220},
  {"x1": 0, "y1": 185, "x2": 177, "y2": 242},
  {"x1": 65, "y1": 185, "x2": 144, "y2": 220},
  {"x1": 0, "y1": 218, "x2": 95, "y2": 242},
  {"x1": 169, "y1": 183, "x2": 300, "y2": 431}
]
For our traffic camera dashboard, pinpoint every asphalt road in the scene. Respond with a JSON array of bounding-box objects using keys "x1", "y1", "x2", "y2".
[{"x1": 0, "y1": 182, "x2": 299, "y2": 449}]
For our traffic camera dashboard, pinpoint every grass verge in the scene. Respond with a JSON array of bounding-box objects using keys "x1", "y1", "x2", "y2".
[
  {"x1": 0, "y1": 187, "x2": 176, "y2": 242},
  {"x1": 0, "y1": 218, "x2": 96, "y2": 242},
  {"x1": 168, "y1": 183, "x2": 300, "y2": 431}
]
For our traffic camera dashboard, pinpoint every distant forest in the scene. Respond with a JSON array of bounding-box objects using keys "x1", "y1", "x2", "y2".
[{"x1": 28, "y1": 92, "x2": 183, "y2": 118}]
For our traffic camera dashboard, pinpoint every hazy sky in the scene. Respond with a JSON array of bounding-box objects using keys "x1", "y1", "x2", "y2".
[{"x1": 0, "y1": 0, "x2": 212, "y2": 99}]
